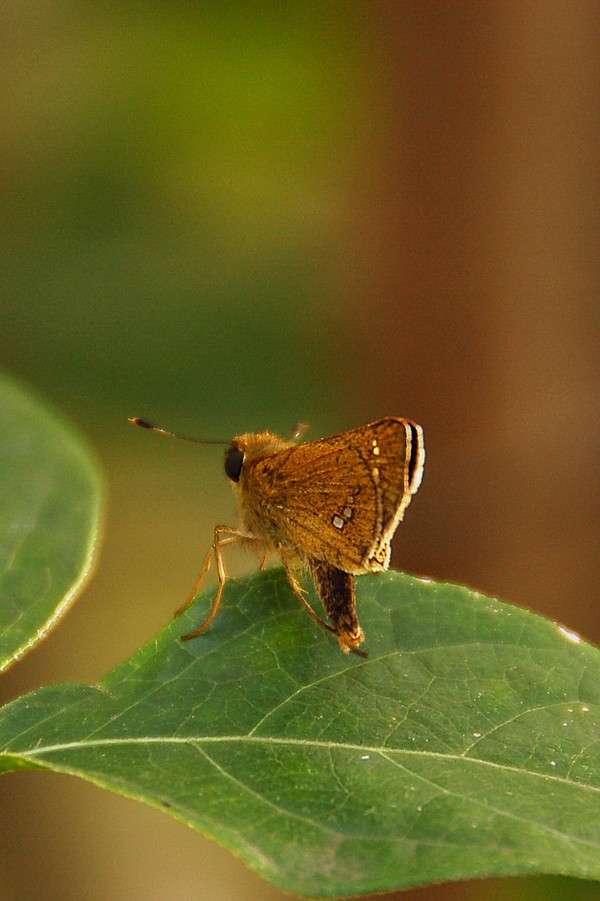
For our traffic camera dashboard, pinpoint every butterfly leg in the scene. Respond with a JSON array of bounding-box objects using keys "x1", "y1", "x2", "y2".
[
  {"x1": 179, "y1": 525, "x2": 257, "y2": 640},
  {"x1": 279, "y1": 551, "x2": 337, "y2": 635}
]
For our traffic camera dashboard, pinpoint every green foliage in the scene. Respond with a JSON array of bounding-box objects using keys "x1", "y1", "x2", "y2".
[
  {"x1": 0, "y1": 375, "x2": 102, "y2": 673},
  {"x1": 1, "y1": 377, "x2": 600, "y2": 897}
]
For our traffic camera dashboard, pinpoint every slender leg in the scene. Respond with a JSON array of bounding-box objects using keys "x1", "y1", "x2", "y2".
[
  {"x1": 174, "y1": 544, "x2": 215, "y2": 618},
  {"x1": 179, "y1": 525, "x2": 257, "y2": 641}
]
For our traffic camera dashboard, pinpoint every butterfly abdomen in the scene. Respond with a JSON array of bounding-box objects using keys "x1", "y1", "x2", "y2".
[{"x1": 307, "y1": 557, "x2": 364, "y2": 654}]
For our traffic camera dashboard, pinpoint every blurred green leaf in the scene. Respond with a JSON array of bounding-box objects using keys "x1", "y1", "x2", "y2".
[
  {"x1": 0, "y1": 374, "x2": 102, "y2": 672},
  {"x1": 1, "y1": 569, "x2": 599, "y2": 897}
]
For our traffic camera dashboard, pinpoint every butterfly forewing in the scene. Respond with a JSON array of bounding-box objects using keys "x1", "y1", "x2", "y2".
[
  {"x1": 251, "y1": 440, "x2": 377, "y2": 571},
  {"x1": 364, "y1": 419, "x2": 424, "y2": 534},
  {"x1": 249, "y1": 418, "x2": 423, "y2": 573}
]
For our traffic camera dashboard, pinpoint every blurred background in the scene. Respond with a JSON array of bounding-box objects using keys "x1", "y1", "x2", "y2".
[{"x1": 0, "y1": 3, "x2": 598, "y2": 900}]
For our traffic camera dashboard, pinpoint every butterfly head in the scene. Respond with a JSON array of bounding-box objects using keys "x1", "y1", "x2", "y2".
[
  {"x1": 224, "y1": 443, "x2": 245, "y2": 483},
  {"x1": 223, "y1": 431, "x2": 296, "y2": 486}
]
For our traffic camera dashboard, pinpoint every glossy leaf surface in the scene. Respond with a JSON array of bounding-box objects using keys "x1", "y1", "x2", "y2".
[
  {"x1": 1, "y1": 569, "x2": 599, "y2": 897},
  {"x1": 0, "y1": 375, "x2": 102, "y2": 672}
]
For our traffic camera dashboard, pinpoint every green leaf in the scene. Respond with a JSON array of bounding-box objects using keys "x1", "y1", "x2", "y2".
[
  {"x1": 0, "y1": 374, "x2": 102, "y2": 672},
  {"x1": 1, "y1": 569, "x2": 599, "y2": 897}
]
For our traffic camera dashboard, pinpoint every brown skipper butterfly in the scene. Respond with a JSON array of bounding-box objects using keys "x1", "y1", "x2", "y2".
[{"x1": 130, "y1": 417, "x2": 425, "y2": 657}]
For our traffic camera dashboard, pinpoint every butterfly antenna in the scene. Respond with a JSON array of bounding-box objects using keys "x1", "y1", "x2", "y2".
[{"x1": 128, "y1": 418, "x2": 229, "y2": 445}]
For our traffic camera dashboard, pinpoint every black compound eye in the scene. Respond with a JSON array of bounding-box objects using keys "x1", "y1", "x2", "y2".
[{"x1": 224, "y1": 446, "x2": 244, "y2": 482}]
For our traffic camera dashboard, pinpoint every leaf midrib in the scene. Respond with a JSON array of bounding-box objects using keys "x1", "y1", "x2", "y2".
[
  {"x1": 11, "y1": 734, "x2": 599, "y2": 794},
  {"x1": 7, "y1": 735, "x2": 600, "y2": 853}
]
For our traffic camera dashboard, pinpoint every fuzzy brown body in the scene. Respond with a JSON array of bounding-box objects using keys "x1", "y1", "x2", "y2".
[{"x1": 131, "y1": 415, "x2": 425, "y2": 655}]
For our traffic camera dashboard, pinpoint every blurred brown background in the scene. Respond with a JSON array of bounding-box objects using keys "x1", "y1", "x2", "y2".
[{"x1": 0, "y1": 3, "x2": 598, "y2": 900}]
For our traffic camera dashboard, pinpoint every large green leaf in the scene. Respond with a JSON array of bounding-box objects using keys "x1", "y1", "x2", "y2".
[
  {"x1": 0, "y1": 568, "x2": 599, "y2": 897},
  {"x1": 0, "y1": 374, "x2": 102, "y2": 672}
]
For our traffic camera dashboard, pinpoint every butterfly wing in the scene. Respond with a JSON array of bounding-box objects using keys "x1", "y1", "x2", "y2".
[
  {"x1": 360, "y1": 417, "x2": 425, "y2": 567},
  {"x1": 252, "y1": 418, "x2": 424, "y2": 573}
]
